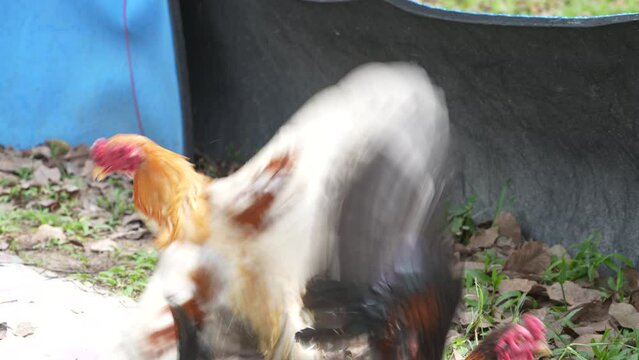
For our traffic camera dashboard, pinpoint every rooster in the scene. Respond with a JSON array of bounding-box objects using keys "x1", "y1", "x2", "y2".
[
  {"x1": 92, "y1": 62, "x2": 549, "y2": 360},
  {"x1": 91, "y1": 134, "x2": 210, "y2": 249}
]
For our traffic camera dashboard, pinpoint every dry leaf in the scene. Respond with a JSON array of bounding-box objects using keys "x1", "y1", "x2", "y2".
[
  {"x1": 589, "y1": 319, "x2": 613, "y2": 333},
  {"x1": 545, "y1": 281, "x2": 601, "y2": 305},
  {"x1": 630, "y1": 290, "x2": 639, "y2": 312},
  {"x1": 624, "y1": 267, "x2": 639, "y2": 292},
  {"x1": 445, "y1": 329, "x2": 461, "y2": 344},
  {"x1": 495, "y1": 236, "x2": 517, "y2": 253},
  {"x1": 572, "y1": 334, "x2": 602, "y2": 353},
  {"x1": 13, "y1": 322, "x2": 36, "y2": 337},
  {"x1": 456, "y1": 311, "x2": 490, "y2": 328},
  {"x1": 32, "y1": 164, "x2": 61, "y2": 185},
  {"x1": 498, "y1": 278, "x2": 538, "y2": 294},
  {"x1": 80, "y1": 159, "x2": 95, "y2": 177},
  {"x1": 64, "y1": 162, "x2": 82, "y2": 177},
  {"x1": 61, "y1": 183, "x2": 81, "y2": 194},
  {"x1": 32, "y1": 224, "x2": 67, "y2": 244},
  {"x1": 64, "y1": 144, "x2": 90, "y2": 162},
  {"x1": 32, "y1": 198, "x2": 59, "y2": 211},
  {"x1": 468, "y1": 227, "x2": 499, "y2": 250},
  {"x1": 493, "y1": 212, "x2": 522, "y2": 243},
  {"x1": 13, "y1": 234, "x2": 37, "y2": 250},
  {"x1": 463, "y1": 261, "x2": 486, "y2": 270},
  {"x1": 504, "y1": 240, "x2": 551, "y2": 276},
  {"x1": 89, "y1": 239, "x2": 119, "y2": 253},
  {"x1": 609, "y1": 302, "x2": 639, "y2": 329},
  {"x1": 572, "y1": 296, "x2": 612, "y2": 325},
  {"x1": 109, "y1": 229, "x2": 149, "y2": 241},
  {"x1": 528, "y1": 307, "x2": 549, "y2": 322},
  {"x1": 573, "y1": 326, "x2": 596, "y2": 335},
  {"x1": 548, "y1": 244, "x2": 570, "y2": 260},
  {"x1": 45, "y1": 139, "x2": 71, "y2": 157},
  {"x1": 0, "y1": 157, "x2": 36, "y2": 173},
  {"x1": 30, "y1": 145, "x2": 51, "y2": 159}
]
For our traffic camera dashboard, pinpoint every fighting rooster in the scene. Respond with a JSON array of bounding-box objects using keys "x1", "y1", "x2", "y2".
[{"x1": 92, "y1": 62, "x2": 548, "y2": 360}]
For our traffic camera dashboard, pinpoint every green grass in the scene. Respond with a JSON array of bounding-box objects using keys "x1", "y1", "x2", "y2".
[
  {"x1": 418, "y1": 0, "x2": 639, "y2": 17},
  {"x1": 96, "y1": 177, "x2": 135, "y2": 226},
  {"x1": 0, "y1": 209, "x2": 105, "y2": 238},
  {"x1": 72, "y1": 249, "x2": 158, "y2": 298},
  {"x1": 445, "y1": 186, "x2": 639, "y2": 360}
]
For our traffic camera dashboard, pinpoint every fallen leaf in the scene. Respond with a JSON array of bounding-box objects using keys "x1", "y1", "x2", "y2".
[
  {"x1": 123, "y1": 229, "x2": 149, "y2": 240},
  {"x1": 624, "y1": 267, "x2": 639, "y2": 292},
  {"x1": 32, "y1": 164, "x2": 61, "y2": 185},
  {"x1": 504, "y1": 240, "x2": 551, "y2": 276},
  {"x1": 67, "y1": 239, "x2": 84, "y2": 248},
  {"x1": 109, "y1": 229, "x2": 149, "y2": 241},
  {"x1": 573, "y1": 326, "x2": 596, "y2": 335},
  {"x1": 528, "y1": 307, "x2": 549, "y2": 322},
  {"x1": 498, "y1": 278, "x2": 538, "y2": 294},
  {"x1": 64, "y1": 144, "x2": 89, "y2": 163},
  {"x1": 589, "y1": 319, "x2": 613, "y2": 332},
  {"x1": 13, "y1": 322, "x2": 36, "y2": 337},
  {"x1": 0, "y1": 202, "x2": 15, "y2": 212},
  {"x1": 609, "y1": 302, "x2": 639, "y2": 329},
  {"x1": 0, "y1": 172, "x2": 18, "y2": 183},
  {"x1": 122, "y1": 213, "x2": 145, "y2": 230},
  {"x1": 468, "y1": 227, "x2": 499, "y2": 249},
  {"x1": 574, "y1": 278, "x2": 594, "y2": 288},
  {"x1": 0, "y1": 157, "x2": 36, "y2": 173},
  {"x1": 30, "y1": 145, "x2": 51, "y2": 159},
  {"x1": 494, "y1": 212, "x2": 522, "y2": 243},
  {"x1": 545, "y1": 281, "x2": 601, "y2": 306},
  {"x1": 80, "y1": 159, "x2": 95, "y2": 178},
  {"x1": 494, "y1": 236, "x2": 517, "y2": 253},
  {"x1": 89, "y1": 239, "x2": 119, "y2": 253},
  {"x1": 14, "y1": 234, "x2": 37, "y2": 250},
  {"x1": 548, "y1": 244, "x2": 570, "y2": 260},
  {"x1": 456, "y1": 311, "x2": 491, "y2": 328},
  {"x1": 572, "y1": 296, "x2": 612, "y2": 325},
  {"x1": 32, "y1": 224, "x2": 67, "y2": 244},
  {"x1": 463, "y1": 261, "x2": 486, "y2": 270},
  {"x1": 45, "y1": 139, "x2": 71, "y2": 158},
  {"x1": 61, "y1": 183, "x2": 81, "y2": 194},
  {"x1": 454, "y1": 242, "x2": 471, "y2": 257},
  {"x1": 452, "y1": 349, "x2": 464, "y2": 360},
  {"x1": 32, "y1": 198, "x2": 59, "y2": 211},
  {"x1": 64, "y1": 162, "x2": 82, "y2": 177},
  {"x1": 630, "y1": 290, "x2": 639, "y2": 312},
  {"x1": 445, "y1": 330, "x2": 461, "y2": 345},
  {"x1": 572, "y1": 334, "x2": 602, "y2": 353}
]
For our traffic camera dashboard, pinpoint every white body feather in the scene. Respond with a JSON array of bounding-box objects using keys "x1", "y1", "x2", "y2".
[{"x1": 118, "y1": 62, "x2": 451, "y2": 359}]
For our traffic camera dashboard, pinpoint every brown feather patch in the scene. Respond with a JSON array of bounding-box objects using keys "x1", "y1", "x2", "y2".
[
  {"x1": 147, "y1": 266, "x2": 216, "y2": 355},
  {"x1": 232, "y1": 153, "x2": 293, "y2": 231}
]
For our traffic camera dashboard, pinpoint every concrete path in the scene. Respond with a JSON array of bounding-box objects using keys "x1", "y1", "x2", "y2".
[{"x1": 0, "y1": 253, "x2": 138, "y2": 360}]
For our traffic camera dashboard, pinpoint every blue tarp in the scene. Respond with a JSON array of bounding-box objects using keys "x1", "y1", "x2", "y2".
[{"x1": 0, "y1": 0, "x2": 185, "y2": 154}]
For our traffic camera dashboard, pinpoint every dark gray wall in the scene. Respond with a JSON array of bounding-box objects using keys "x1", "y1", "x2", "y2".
[{"x1": 176, "y1": 0, "x2": 639, "y2": 262}]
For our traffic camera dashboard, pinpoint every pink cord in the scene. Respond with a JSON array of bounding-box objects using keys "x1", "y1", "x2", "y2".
[{"x1": 123, "y1": 0, "x2": 145, "y2": 135}]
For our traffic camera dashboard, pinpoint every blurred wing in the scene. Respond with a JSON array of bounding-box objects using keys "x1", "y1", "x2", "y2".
[
  {"x1": 214, "y1": 62, "x2": 460, "y2": 357},
  {"x1": 319, "y1": 64, "x2": 460, "y2": 359}
]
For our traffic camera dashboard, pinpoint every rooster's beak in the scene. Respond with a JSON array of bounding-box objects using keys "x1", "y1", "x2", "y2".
[
  {"x1": 92, "y1": 165, "x2": 109, "y2": 181},
  {"x1": 534, "y1": 342, "x2": 552, "y2": 358}
]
